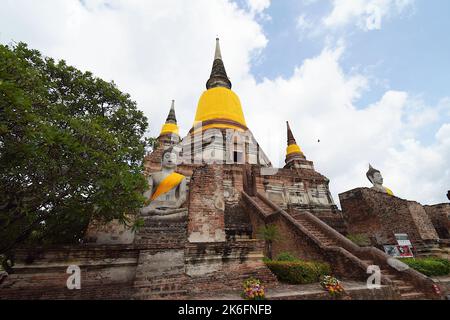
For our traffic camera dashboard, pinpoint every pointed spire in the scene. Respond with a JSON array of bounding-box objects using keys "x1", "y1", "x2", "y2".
[
  {"x1": 165, "y1": 100, "x2": 177, "y2": 124},
  {"x1": 214, "y1": 37, "x2": 223, "y2": 60},
  {"x1": 206, "y1": 38, "x2": 232, "y2": 90},
  {"x1": 285, "y1": 121, "x2": 305, "y2": 167},
  {"x1": 287, "y1": 121, "x2": 298, "y2": 146},
  {"x1": 159, "y1": 100, "x2": 179, "y2": 138}
]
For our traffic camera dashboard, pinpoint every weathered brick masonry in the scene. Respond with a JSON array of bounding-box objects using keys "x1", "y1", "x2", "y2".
[{"x1": 339, "y1": 188, "x2": 439, "y2": 246}]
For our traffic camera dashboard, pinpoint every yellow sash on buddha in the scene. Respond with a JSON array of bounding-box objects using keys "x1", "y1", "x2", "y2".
[
  {"x1": 385, "y1": 187, "x2": 394, "y2": 196},
  {"x1": 150, "y1": 172, "x2": 185, "y2": 201}
]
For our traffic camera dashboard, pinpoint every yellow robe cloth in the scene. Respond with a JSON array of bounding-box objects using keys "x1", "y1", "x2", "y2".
[
  {"x1": 150, "y1": 172, "x2": 185, "y2": 201},
  {"x1": 385, "y1": 187, "x2": 394, "y2": 196}
]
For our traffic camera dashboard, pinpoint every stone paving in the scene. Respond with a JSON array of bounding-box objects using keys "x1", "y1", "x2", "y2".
[{"x1": 189, "y1": 281, "x2": 394, "y2": 300}]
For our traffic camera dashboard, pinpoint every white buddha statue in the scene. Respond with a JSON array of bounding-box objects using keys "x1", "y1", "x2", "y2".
[
  {"x1": 366, "y1": 164, "x2": 394, "y2": 196},
  {"x1": 141, "y1": 147, "x2": 187, "y2": 215}
]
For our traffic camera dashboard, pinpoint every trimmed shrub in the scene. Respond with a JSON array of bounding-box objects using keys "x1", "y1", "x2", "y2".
[
  {"x1": 402, "y1": 257, "x2": 450, "y2": 277},
  {"x1": 265, "y1": 260, "x2": 331, "y2": 284},
  {"x1": 275, "y1": 252, "x2": 298, "y2": 262}
]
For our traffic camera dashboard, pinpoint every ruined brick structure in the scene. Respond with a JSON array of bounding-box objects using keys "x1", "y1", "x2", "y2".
[
  {"x1": 424, "y1": 203, "x2": 450, "y2": 239},
  {"x1": 339, "y1": 188, "x2": 450, "y2": 259},
  {"x1": 340, "y1": 188, "x2": 439, "y2": 245}
]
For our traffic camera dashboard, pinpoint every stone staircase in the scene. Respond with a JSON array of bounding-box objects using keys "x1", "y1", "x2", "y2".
[
  {"x1": 359, "y1": 259, "x2": 425, "y2": 300},
  {"x1": 243, "y1": 191, "x2": 441, "y2": 300},
  {"x1": 290, "y1": 212, "x2": 426, "y2": 299},
  {"x1": 412, "y1": 240, "x2": 446, "y2": 258}
]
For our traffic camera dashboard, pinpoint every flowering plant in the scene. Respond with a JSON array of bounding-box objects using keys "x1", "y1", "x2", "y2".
[
  {"x1": 320, "y1": 275, "x2": 345, "y2": 297},
  {"x1": 241, "y1": 277, "x2": 266, "y2": 300}
]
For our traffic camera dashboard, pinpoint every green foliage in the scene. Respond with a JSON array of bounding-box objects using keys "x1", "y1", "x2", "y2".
[
  {"x1": 275, "y1": 252, "x2": 298, "y2": 262},
  {"x1": 0, "y1": 42, "x2": 149, "y2": 253},
  {"x1": 346, "y1": 233, "x2": 371, "y2": 246},
  {"x1": 257, "y1": 224, "x2": 281, "y2": 242},
  {"x1": 257, "y1": 224, "x2": 282, "y2": 259},
  {"x1": 402, "y1": 257, "x2": 450, "y2": 277},
  {"x1": 265, "y1": 259, "x2": 331, "y2": 284}
]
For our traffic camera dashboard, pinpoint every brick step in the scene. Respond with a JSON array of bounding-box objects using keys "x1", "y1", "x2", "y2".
[
  {"x1": 310, "y1": 236, "x2": 336, "y2": 242},
  {"x1": 135, "y1": 289, "x2": 189, "y2": 299},
  {"x1": 140, "y1": 231, "x2": 186, "y2": 236},
  {"x1": 137, "y1": 233, "x2": 186, "y2": 238},
  {"x1": 310, "y1": 234, "x2": 333, "y2": 240},
  {"x1": 384, "y1": 274, "x2": 400, "y2": 280},
  {"x1": 400, "y1": 292, "x2": 425, "y2": 300},
  {"x1": 398, "y1": 285, "x2": 415, "y2": 293},
  {"x1": 307, "y1": 230, "x2": 326, "y2": 234},
  {"x1": 380, "y1": 271, "x2": 396, "y2": 276},
  {"x1": 134, "y1": 283, "x2": 186, "y2": 290},
  {"x1": 141, "y1": 226, "x2": 187, "y2": 230},
  {"x1": 392, "y1": 279, "x2": 407, "y2": 286},
  {"x1": 138, "y1": 234, "x2": 186, "y2": 238},
  {"x1": 309, "y1": 233, "x2": 327, "y2": 237},
  {"x1": 138, "y1": 234, "x2": 186, "y2": 239},
  {"x1": 134, "y1": 279, "x2": 186, "y2": 287}
]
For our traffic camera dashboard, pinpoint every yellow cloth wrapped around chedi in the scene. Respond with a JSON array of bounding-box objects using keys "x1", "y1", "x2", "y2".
[{"x1": 150, "y1": 172, "x2": 185, "y2": 201}]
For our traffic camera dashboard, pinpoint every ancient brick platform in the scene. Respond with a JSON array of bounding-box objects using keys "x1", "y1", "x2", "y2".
[{"x1": 339, "y1": 188, "x2": 439, "y2": 247}]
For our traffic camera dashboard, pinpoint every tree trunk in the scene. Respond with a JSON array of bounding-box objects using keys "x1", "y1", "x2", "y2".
[{"x1": 267, "y1": 241, "x2": 273, "y2": 260}]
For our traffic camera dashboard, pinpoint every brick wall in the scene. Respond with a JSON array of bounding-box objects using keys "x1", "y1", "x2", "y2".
[
  {"x1": 0, "y1": 245, "x2": 139, "y2": 300},
  {"x1": 187, "y1": 164, "x2": 226, "y2": 242},
  {"x1": 339, "y1": 188, "x2": 439, "y2": 245},
  {"x1": 424, "y1": 204, "x2": 450, "y2": 239}
]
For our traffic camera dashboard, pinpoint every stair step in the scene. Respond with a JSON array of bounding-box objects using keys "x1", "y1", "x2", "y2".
[
  {"x1": 401, "y1": 292, "x2": 425, "y2": 300},
  {"x1": 398, "y1": 285, "x2": 415, "y2": 293}
]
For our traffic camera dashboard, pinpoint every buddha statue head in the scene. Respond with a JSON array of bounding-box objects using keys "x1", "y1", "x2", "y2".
[
  {"x1": 366, "y1": 164, "x2": 394, "y2": 196},
  {"x1": 366, "y1": 164, "x2": 383, "y2": 186},
  {"x1": 161, "y1": 147, "x2": 179, "y2": 170}
]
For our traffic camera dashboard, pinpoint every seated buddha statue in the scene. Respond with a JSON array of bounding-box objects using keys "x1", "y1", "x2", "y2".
[
  {"x1": 141, "y1": 147, "x2": 187, "y2": 216},
  {"x1": 366, "y1": 164, "x2": 394, "y2": 196}
]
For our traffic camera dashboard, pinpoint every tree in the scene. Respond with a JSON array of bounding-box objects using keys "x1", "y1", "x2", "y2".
[
  {"x1": 257, "y1": 224, "x2": 281, "y2": 260},
  {"x1": 0, "y1": 42, "x2": 149, "y2": 254}
]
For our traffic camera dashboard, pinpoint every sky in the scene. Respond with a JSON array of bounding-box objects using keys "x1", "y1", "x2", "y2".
[{"x1": 1, "y1": 0, "x2": 449, "y2": 205}]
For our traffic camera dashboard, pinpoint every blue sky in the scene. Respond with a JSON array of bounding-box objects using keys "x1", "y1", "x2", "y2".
[
  {"x1": 250, "y1": 0, "x2": 450, "y2": 108},
  {"x1": 0, "y1": 0, "x2": 449, "y2": 204}
]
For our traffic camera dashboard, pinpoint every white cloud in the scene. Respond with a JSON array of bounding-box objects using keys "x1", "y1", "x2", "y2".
[
  {"x1": 296, "y1": 14, "x2": 313, "y2": 31},
  {"x1": 246, "y1": 0, "x2": 271, "y2": 14},
  {"x1": 238, "y1": 43, "x2": 449, "y2": 205},
  {"x1": 0, "y1": 0, "x2": 267, "y2": 136},
  {"x1": 323, "y1": 0, "x2": 415, "y2": 31},
  {"x1": 1, "y1": 0, "x2": 448, "y2": 205}
]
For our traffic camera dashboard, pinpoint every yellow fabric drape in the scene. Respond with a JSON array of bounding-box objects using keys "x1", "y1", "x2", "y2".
[
  {"x1": 286, "y1": 144, "x2": 302, "y2": 155},
  {"x1": 150, "y1": 172, "x2": 185, "y2": 201},
  {"x1": 160, "y1": 123, "x2": 179, "y2": 135},
  {"x1": 385, "y1": 187, "x2": 394, "y2": 196}
]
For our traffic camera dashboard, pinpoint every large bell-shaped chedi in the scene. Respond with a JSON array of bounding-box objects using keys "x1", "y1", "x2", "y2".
[{"x1": 181, "y1": 38, "x2": 271, "y2": 166}]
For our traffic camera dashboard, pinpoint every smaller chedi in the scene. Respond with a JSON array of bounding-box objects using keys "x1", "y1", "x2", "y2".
[{"x1": 366, "y1": 164, "x2": 394, "y2": 196}]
